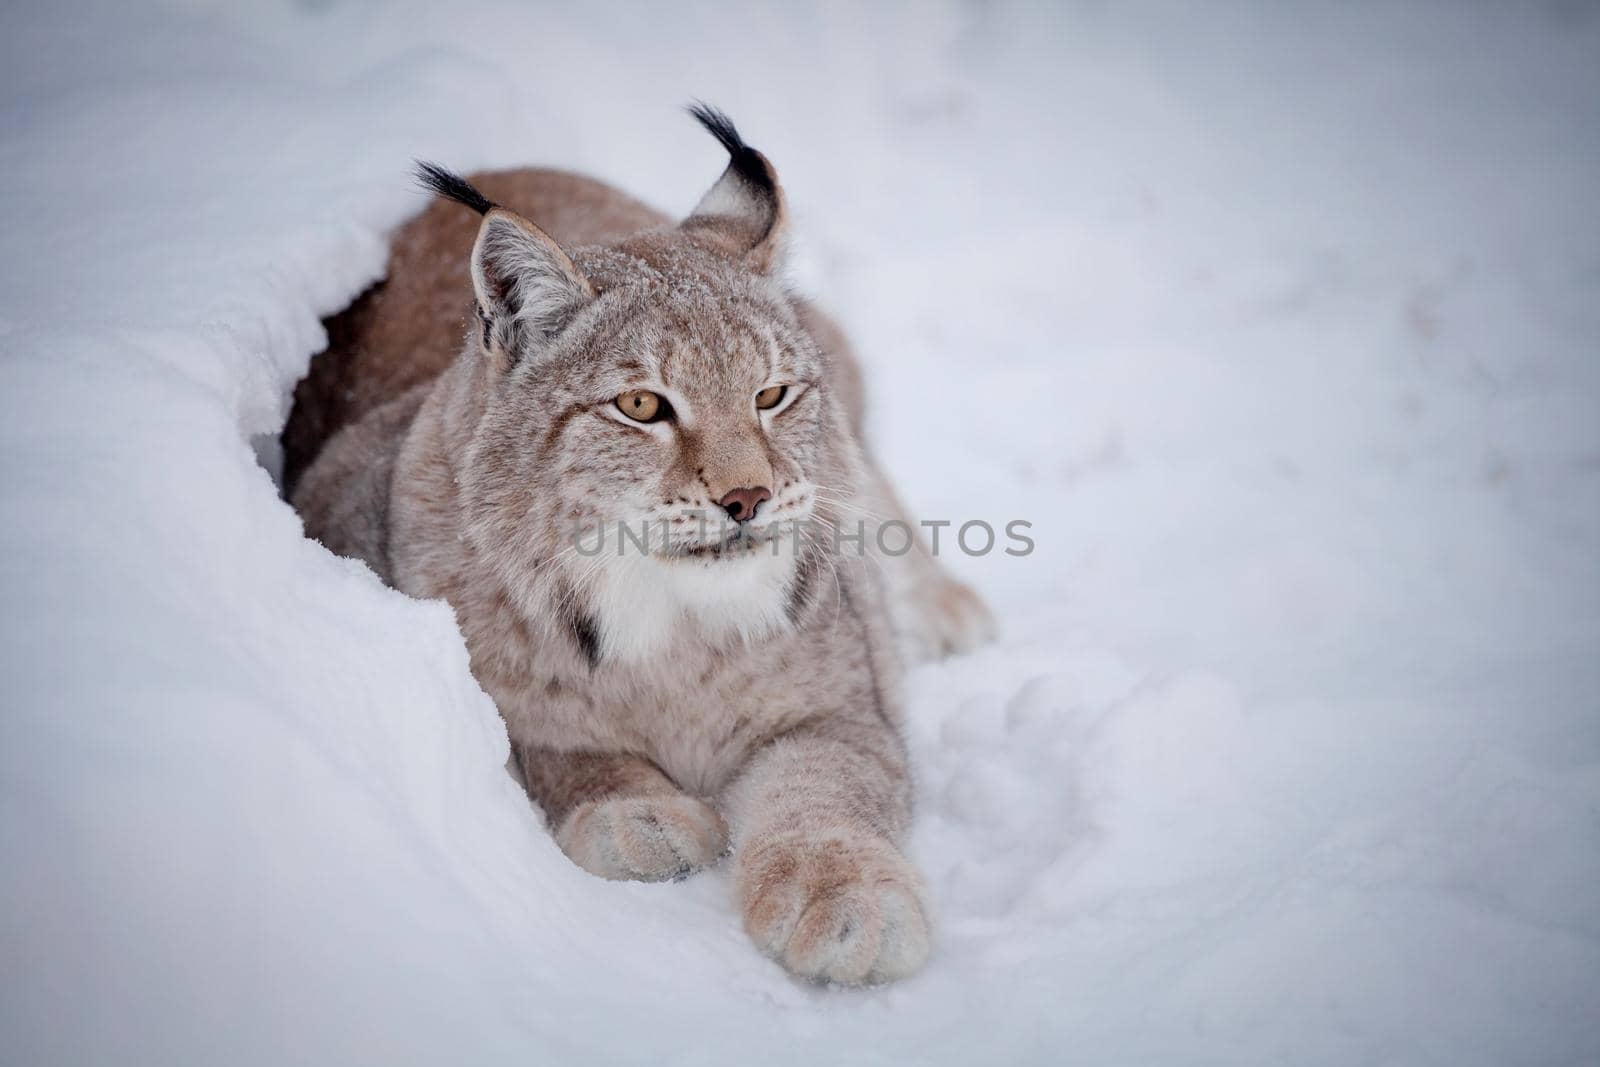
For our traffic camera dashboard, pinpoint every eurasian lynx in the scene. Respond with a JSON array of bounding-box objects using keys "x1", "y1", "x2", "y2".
[{"x1": 289, "y1": 106, "x2": 992, "y2": 984}]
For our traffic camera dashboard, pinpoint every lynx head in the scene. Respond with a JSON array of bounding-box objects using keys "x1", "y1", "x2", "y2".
[{"x1": 417, "y1": 107, "x2": 853, "y2": 665}]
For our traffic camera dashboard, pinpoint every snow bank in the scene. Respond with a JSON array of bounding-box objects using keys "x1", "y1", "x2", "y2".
[{"x1": 3, "y1": 1, "x2": 1597, "y2": 1063}]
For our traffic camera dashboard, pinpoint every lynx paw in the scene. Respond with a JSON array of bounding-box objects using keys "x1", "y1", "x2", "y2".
[
  {"x1": 737, "y1": 830, "x2": 931, "y2": 985},
  {"x1": 556, "y1": 794, "x2": 727, "y2": 882},
  {"x1": 915, "y1": 576, "x2": 996, "y2": 661}
]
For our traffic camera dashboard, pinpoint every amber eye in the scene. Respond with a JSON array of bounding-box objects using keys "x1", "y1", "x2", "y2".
[
  {"x1": 755, "y1": 385, "x2": 787, "y2": 410},
  {"x1": 616, "y1": 390, "x2": 669, "y2": 423}
]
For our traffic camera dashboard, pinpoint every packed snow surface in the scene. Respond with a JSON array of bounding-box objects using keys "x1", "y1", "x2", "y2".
[{"x1": 3, "y1": 1, "x2": 1598, "y2": 1063}]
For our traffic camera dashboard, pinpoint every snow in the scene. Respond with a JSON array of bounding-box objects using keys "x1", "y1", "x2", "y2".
[{"x1": 3, "y1": 1, "x2": 1598, "y2": 1063}]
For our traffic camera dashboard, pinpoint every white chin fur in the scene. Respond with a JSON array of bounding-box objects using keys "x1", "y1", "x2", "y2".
[{"x1": 585, "y1": 541, "x2": 797, "y2": 663}]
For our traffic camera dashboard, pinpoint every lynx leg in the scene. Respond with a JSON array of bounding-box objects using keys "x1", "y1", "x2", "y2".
[
  {"x1": 856, "y1": 464, "x2": 996, "y2": 663},
  {"x1": 722, "y1": 722, "x2": 931, "y2": 985},
  {"x1": 518, "y1": 746, "x2": 727, "y2": 882}
]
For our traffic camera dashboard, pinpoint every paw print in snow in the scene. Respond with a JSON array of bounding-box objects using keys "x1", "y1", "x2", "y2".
[{"x1": 913, "y1": 668, "x2": 1125, "y2": 917}]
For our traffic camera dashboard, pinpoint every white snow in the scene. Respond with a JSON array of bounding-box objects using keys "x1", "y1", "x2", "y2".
[{"x1": 3, "y1": 1, "x2": 1598, "y2": 1063}]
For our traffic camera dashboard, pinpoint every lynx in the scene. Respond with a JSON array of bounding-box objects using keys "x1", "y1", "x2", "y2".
[{"x1": 289, "y1": 106, "x2": 993, "y2": 984}]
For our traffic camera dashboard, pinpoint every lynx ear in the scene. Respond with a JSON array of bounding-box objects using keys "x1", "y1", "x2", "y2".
[
  {"x1": 414, "y1": 163, "x2": 594, "y2": 367},
  {"x1": 470, "y1": 209, "x2": 595, "y2": 365},
  {"x1": 680, "y1": 104, "x2": 787, "y2": 274}
]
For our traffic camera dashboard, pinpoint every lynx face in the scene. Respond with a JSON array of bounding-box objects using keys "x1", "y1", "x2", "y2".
[
  {"x1": 549, "y1": 251, "x2": 825, "y2": 560},
  {"x1": 465, "y1": 249, "x2": 833, "y2": 660},
  {"x1": 437, "y1": 110, "x2": 845, "y2": 663}
]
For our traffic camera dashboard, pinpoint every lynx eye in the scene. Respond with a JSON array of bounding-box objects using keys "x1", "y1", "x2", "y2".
[
  {"x1": 755, "y1": 385, "x2": 787, "y2": 410},
  {"x1": 616, "y1": 390, "x2": 668, "y2": 423}
]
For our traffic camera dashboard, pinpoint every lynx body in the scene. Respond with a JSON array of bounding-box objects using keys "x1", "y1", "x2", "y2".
[{"x1": 290, "y1": 108, "x2": 991, "y2": 984}]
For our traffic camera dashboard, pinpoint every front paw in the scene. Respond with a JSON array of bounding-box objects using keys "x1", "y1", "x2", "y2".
[
  {"x1": 737, "y1": 830, "x2": 931, "y2": 985},
  {"x1": 556, "y1": 794, "x2": 727, "y2": 882}
]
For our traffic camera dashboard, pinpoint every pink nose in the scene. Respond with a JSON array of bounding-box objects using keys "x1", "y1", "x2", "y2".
[{"x1": 718, "y1": 486, "x2": 771, "y2": 522}]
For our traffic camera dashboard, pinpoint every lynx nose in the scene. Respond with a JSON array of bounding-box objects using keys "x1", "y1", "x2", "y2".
[{"x1": 718, "y1": 486, "x2": 771, "y2": 523}]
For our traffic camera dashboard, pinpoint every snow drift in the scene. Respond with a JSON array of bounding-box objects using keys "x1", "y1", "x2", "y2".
[{"x1": 2, "y1": 1, "x2": 1597, "y2": 1064}]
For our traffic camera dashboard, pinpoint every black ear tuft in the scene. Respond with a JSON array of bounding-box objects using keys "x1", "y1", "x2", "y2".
[
  {"x1": 681, "y1": 102, "x2": 787, "y2": 272},
  {"x1": 685, "y1": 102, "x2": 772, "y2": 193},
  {"x1": 414, "y1": 161, "x2": 496, "y2": 215}
]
